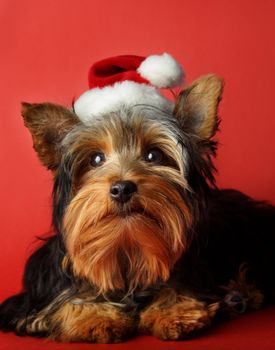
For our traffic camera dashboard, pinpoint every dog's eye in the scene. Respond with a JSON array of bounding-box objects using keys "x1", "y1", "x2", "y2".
[
  {"x1": 90, "y1": 152, "x2": 105, "y2": 167},
  {"x1": 144, "y1": 148, "x2": 164, "y2": 163}
]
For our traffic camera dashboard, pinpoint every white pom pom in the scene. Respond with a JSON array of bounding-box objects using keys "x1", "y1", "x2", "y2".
[{"x1": 137, "y1": 53, "x2": 184, "y2": 88}]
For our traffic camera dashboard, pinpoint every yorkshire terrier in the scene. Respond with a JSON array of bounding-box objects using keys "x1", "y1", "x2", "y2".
[{"x1": 0, "y1": 53, "x2": 274, "y2": 343}]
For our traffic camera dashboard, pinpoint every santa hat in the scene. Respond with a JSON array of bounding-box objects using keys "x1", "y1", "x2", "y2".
[{"x1": 74, "y1": 53, "x2": 184, "y2": 123}]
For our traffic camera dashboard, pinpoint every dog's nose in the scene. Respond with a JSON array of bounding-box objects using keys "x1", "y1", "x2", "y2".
[{"x1": 110, "y1": 181, "x2": 137, "y2": 203}]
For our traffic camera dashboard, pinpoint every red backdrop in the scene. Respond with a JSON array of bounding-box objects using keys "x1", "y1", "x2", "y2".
[{"x1": 0, "y1": 0, "x2": 274, "y2": 303}]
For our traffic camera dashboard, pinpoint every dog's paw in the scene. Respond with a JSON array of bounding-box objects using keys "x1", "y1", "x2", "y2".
[
  {"x1": 155, "y1": 302, "x2": 219, "y2": 340},
  {"x1": 77, "y1": 317, "x2": 129, "y2": 343},
  {"x1": 50, "y1": 302, "x2": 135, "y2": 343},
  {"x1": 139, "y1": 293, "x2": 219, "y2": 340},
  {"x1": 58, "y1": 315, "x2": 134, "y2": 343}
]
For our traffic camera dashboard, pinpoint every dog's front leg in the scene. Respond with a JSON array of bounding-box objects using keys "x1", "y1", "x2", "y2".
[
  {"x1": 139, "y1": 288, "x2": 219, "y2": 340},
  {"x1": 48, "y1": 301, "x2": 136, "y2": 343}
]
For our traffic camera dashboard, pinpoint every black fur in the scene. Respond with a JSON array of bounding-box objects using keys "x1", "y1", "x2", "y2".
[
  {"x1": 172, "y1": 189, "x2": 275, "y2": 302},
  {"x1": 0, "y1": 235, "x2": 73, "y2": 334}
]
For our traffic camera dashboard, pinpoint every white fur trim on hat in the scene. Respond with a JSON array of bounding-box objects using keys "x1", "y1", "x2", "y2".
[
  {"x1": 74, "y1": 81, "x2": 174, "y2": 123},
  {"x1": 137, "y1": 53, "x2": 184, "y2": 88}
]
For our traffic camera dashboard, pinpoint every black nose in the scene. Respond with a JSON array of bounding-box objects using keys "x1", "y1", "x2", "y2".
[{"x1": 110, "y1": 181, "x2": 137, "y2": 204}]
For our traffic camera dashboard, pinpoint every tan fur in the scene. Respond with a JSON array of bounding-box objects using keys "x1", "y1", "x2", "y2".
[
  {"x1": 49, "y1": 301, "x2": 135, "y2": 343},
  {"x1": 175, "y1": 74, "x2": 223, "y2": 140},
  {"x1": 64, "y1": 174, "x2": 191, "y2": 294},
  {"x1": 139, "y1": 288, "x2": 219, "y2": 340}
]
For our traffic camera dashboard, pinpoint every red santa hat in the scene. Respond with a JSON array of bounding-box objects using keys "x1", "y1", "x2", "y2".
[{"x1": 74, "y1": 53, "x2": 184, "y2": 123}]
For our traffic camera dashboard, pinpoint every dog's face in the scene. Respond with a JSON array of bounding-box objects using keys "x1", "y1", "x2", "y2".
[{"x1": 22, "y1": 75, "x2": 222, "y2": 294}]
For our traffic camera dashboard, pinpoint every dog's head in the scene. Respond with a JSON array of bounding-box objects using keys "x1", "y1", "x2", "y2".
[{"x1": 22, "y1": 74, "x2": 222, "y2": 294}]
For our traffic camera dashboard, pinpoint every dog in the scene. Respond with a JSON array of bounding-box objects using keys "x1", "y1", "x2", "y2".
[{"x1": 0, "y1": 53, "x2": 275, "y2": 343}]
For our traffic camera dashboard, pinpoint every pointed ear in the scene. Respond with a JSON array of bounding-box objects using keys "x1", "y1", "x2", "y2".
[
  {"x1": 21, "y1": 102, "x2": 79, "y2": 170},
  {"x1": 174, "y1": 74, "x2": 223, "y2": 140}
]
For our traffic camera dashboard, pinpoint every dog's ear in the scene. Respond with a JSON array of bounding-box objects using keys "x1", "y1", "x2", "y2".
[
  {"x1": 174, "y1": 74, "x2": 223, "y2": 140},
  {"x1": 21, "y1": 102, "x2": 79, "y2": 170}
]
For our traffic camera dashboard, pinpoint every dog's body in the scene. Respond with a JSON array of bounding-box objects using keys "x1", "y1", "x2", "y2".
[{"x1": 1, "y1": 61, "x2": 275, "y2": 342}]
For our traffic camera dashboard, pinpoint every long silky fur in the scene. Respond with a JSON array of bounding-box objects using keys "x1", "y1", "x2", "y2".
[{"x1": 1, "y1": 104, "x2": 275, "y2": 340}]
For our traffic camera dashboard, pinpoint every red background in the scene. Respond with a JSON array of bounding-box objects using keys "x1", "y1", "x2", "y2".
[{"x1": 0, "y1": 1, "x2": 275, "y2": 349}]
